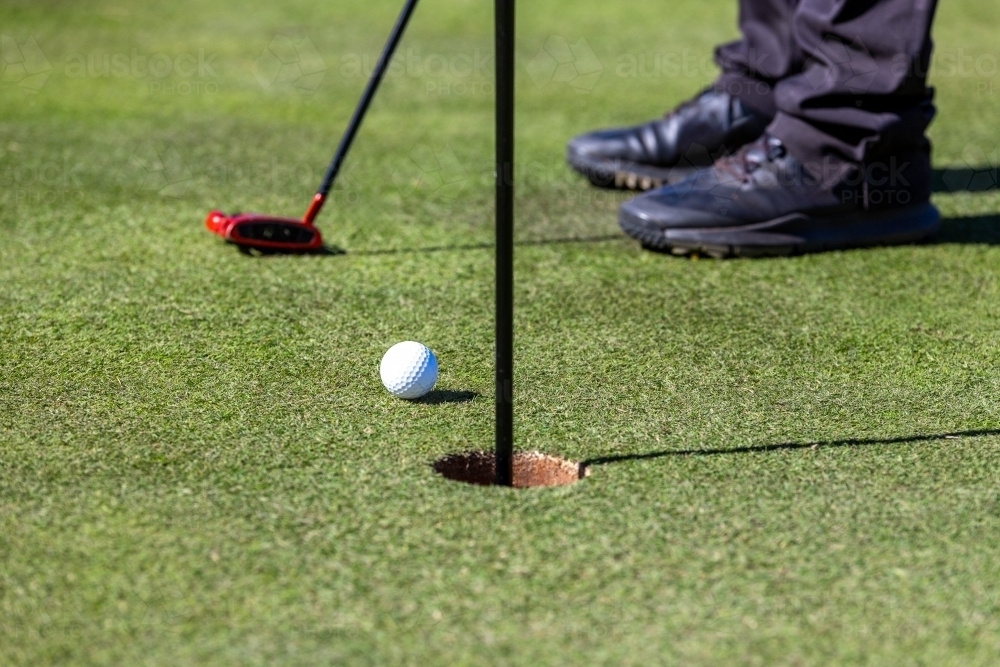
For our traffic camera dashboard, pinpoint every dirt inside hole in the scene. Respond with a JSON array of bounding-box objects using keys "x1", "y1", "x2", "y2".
[{"x1": 433, "y1": 451, "x2": 588, "y2": 488}]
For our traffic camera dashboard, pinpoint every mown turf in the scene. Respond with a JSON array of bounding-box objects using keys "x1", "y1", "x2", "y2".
[{"x1": 2, "y1": 0, "x2": 1000, "y2": 664}]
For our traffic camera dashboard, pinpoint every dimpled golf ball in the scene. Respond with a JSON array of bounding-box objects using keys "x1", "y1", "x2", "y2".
[{"x1": 380, "y1": 341, "x2": 438, "y2": 399}]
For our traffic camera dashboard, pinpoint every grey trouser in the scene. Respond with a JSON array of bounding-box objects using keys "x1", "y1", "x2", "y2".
[{"x1": 714, "y1": 0, "x2": 939, "y2": 176}]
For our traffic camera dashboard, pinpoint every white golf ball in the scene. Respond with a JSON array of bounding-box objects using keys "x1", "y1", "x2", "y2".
[{"x1": 380, "y1": 341, "x2": 438, "y2": 399}]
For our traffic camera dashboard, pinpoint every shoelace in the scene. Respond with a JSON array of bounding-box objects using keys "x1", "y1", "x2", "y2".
[{"x1": 715, "y1": 136, "x2": 787, "y2": 182}]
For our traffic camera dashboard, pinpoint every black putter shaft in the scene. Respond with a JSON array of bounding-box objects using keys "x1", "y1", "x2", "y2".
[
  {"x1": 494, "y1": 0, "x2": 515, "y2": 486},
  {"x1": 303, "y1": 0, "x2": 420, "y2": 224}
]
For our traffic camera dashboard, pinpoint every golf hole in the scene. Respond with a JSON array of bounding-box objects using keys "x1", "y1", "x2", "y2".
[{"x1": 433, "y1": 451, "x2": 588, "y2": 488}]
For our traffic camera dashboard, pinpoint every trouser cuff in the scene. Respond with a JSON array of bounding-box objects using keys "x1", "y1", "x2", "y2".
[{"x1": 715, "y1": 73, "x2": 778, "y2": 119}]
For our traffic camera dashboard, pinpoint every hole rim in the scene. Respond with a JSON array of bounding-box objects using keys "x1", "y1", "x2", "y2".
[{"x1": 432, "y1": 451, "x2": 589, "y2": 488}]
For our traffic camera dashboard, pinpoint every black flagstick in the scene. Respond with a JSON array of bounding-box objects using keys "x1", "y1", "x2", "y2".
[{"x1": 494, "y1": 0, "x2": 515, "y2": 486}]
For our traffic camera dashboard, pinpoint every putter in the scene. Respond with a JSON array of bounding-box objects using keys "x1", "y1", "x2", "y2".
[{"x1": 206, "y1": 0, "x2": 420, "y2": 252}]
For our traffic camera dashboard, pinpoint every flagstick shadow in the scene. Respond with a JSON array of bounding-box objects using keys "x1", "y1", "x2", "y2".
[
  {"x1": 234, "y1": 235, "x2": 624, "y2": 258},
  {"x1": 582, "y1": 429, "x2": 1000, "y2": 467},
  {"x1": 240, "y1": 214, "x2": 1000, "y2": 256},
  {"x1": 346, "y1": 234, "x2": 624, "y2": 256}
]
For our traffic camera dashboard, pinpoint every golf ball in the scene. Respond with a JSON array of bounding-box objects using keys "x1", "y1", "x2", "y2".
[{"x1": 380, "y1": 341, "x2": 438, "y2": 399}]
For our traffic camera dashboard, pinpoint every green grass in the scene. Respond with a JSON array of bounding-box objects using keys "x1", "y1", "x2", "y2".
[{"x1": 3, "y1": 0, "x2": 1000, "y2": 664}]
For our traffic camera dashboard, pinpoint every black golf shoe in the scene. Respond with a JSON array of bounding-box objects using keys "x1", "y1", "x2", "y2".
[
  {"x1": 618, "y1": 136, "x2": 940, "y2": 258},
  {"x1": 566, "y1": 88, "x2": 771, "y2": 191}
]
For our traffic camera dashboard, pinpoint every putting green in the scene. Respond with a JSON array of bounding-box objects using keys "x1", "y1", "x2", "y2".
[{"x1": 2, "y1": 0, "x2": 1000, "y2": 664}]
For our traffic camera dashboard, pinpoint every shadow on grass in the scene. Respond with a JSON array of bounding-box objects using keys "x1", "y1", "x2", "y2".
[
  {"x1": 236, "y1": 244, "x2": 346, "y2": 256},
  {"x1": 231, "y1": 211, "x2": 1000, "y2": 259},
  {"x1": 936, "y1": 214, "x2": 1000, "y2": 245},
  {"x1": 233, "y1": 235, "x2": 623, "y2": 258},
  {"x1": 582, "y1": 428, "x2": 1000, "y2": 467},
  {"x1": 932, "y1": 167, "x2": 999, "y2": 194},
  {"x1": 416, "y1": 390, "x2": 478, "y2": 405},
  {"x1": 347, "y1": 234, "x2": 624, "y2": 257}
]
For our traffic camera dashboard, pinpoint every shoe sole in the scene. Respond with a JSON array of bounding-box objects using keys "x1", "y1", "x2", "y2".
[
  {"x1": 566, "y1": 150, "x2": 701, "y2": 191},
  {"x1": 619, "y1": 202, "x2": 941, "y2": 258}
]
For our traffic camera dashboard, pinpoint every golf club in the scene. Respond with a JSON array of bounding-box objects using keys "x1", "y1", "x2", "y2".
[{"x1": 206, "y1": 0, "x2": 420, "y2": 252}]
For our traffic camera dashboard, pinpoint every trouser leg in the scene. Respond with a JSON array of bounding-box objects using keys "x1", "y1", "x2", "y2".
[
  {"x1": 714, "y1": 0, "x2": 804, "y2": 117},
  {"x1": 768, "y1": 0, "x2": 939, "y2": 193}
]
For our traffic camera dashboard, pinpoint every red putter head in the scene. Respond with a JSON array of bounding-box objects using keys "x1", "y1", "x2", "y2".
[
  {"x1": 204, "y1": 209, "x2": 324, "y2": 253},
  {"x1": 205, "y1": 210, "x2": 236, "y2": 237},
  {"x1": 203, "y1": 0, "x2": 419, "y2": 257}
]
